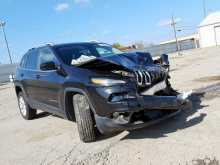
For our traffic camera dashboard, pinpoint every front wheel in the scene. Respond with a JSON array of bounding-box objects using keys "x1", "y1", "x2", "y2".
[
  {"x1": 18, "y1": 92, "x2": 37, "y2": 120},
  {"x1": 73, "y1": 94, "x2": 96, "y2": 142}
]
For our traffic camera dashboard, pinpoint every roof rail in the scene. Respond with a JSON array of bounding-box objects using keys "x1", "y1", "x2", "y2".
[
  {"x1": 84, "y1": 40, "x2": 101, "y2": 43},
  {"x1": 28, "y1": 42, "x2": 54, "y2": 51}
]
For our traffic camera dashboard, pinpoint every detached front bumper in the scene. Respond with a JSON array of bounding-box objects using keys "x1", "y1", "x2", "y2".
[{"x1": 95, "y1": 95, "x2": 192, "y2": 134}]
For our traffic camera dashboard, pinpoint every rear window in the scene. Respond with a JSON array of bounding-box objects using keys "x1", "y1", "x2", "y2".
[{"x1": 26, "y1": 51, "x2": 39, "y2": 70}]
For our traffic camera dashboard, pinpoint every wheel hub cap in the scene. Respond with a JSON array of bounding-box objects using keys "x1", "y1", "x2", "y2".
[{"x1": 19, "y1": 96, "x2": 26, "y2": 116}]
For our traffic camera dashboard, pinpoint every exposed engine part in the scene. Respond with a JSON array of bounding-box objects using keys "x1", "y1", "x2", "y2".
[
  {"x1": 154, "y1": 54, "x2": 170, "y2": 71},
  {"x1": 131, "y1": 109, "x2": 180, "y2": 124},
  {"x1": 111, "y1": 70, "x2": 134, "y2": 78},
  {"x1": 112, "y1": 109, "x2": 181, "y2": 125},
  {"x1": 112, "y1": 112, "x2": 133, "y2": 124},
  {"x1": 163, "y1": 80, "x2": 178, "y2": 96}
]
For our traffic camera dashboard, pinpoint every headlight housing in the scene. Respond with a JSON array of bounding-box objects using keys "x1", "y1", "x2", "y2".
[{"x1": 91, "y1": 77, "x2": 126, "y2": 85}]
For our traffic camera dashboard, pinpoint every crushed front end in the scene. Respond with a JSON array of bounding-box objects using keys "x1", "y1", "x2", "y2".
[{"x1": 77, "y1": 52, "x2": 192, "y2": 134}]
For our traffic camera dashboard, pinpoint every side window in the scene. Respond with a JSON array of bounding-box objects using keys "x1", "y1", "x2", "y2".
[
  {"x1": 20, "y1": 55, "x2": 27, "y2": 69},
  {"x1": 39, "y1": 49, "x2": 58, "y2": 70},
  {"x1": 26, "y1": 51, "x2": 39, "y2": 70}
]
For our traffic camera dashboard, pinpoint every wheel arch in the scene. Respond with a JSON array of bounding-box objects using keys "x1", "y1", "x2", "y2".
[
  {"x1": 64, "y1": 88, "x2": 96, "y2": 121},
  {"x1": 15, "y1": 83, "x2": 26, "y2": 97}
]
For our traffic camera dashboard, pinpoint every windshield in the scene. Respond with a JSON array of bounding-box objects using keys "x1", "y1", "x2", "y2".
[{"x1": 55, "y1": 43, "x2": 123, "y2": 65}]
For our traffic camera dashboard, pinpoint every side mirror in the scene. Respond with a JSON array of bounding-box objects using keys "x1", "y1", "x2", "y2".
[{"x1": 40, "y1": 61, "x2": 56, "y2": 70}]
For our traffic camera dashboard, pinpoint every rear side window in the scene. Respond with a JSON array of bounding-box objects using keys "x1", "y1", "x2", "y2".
[
  {"x1": 20, "y1": 55, "x2": 27, "y2": 69},
  {"x1": 26, "y1": 51, "x2": 39, "y2": 70}
]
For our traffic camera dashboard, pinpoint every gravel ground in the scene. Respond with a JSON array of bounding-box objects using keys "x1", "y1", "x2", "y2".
[{"x1": 0, "y1": 46, "x2": 220, "y2": 165}]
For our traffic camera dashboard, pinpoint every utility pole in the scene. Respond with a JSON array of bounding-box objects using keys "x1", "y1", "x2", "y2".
[
  {"x1": 203, "y1": 0, "x2": 206, "y2": 18},
  {"x1": 0, "y1": 21, "x2": 12, "y2": 64},
  {"x1": 171, "y1": 13, "x2": 179, "y2": 52}
]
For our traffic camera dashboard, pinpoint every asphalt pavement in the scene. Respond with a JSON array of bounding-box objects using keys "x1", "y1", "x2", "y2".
[{"x1": 0, "y1": 46, "x2": 220, "y2": 165}]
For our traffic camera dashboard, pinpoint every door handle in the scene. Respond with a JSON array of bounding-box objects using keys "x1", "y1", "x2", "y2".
[
  {"x1": 35, "y1": 75, "x2": 41, "y2": 79},
  {"x1": 20, "y1": 73, "x2": 24, "y2": 77}
]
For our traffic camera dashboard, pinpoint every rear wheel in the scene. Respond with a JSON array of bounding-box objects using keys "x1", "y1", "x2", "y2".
[
  {"x1": 73, "y1": 94, "x2": 96, "y2": 142},
  {"x1": 18, "y1": 92, "x2": 37, "y2": 120}
]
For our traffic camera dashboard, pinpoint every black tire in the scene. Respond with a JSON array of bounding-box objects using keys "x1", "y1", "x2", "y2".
[
  {"x1": 73, "y1": 94, "x2": 96, "y2": 142},
  {"x1": 18, "y1": 92, "x2": 37, "y2": 120}
]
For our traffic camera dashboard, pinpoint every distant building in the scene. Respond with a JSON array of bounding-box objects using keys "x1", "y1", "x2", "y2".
[
  {"x1": 198, "y1": 11, "x2": 220, "y2": 48},
  {"x1": 160, "y1": 34, "x2": 199, "y2": 45}
]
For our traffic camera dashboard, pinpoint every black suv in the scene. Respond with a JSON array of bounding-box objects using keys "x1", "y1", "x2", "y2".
[{"x1": 14, "y1": 41, "x2": 192, "y2": 142}]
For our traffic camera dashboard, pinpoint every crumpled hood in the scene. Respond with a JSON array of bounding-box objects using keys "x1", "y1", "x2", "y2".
[
  {"x1": 101, "y1": 52, "x2": 156, "y2": 70},
  {"x1": 75, "y1": 52, "x2": 168, "y2": 86},
  {"x1": 75, "y1": 52, "x2": 161, "y2": 71}
]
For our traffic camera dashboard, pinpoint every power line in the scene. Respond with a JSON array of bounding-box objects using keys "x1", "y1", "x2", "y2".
[
  {"x1": 177, "y1": 27, "x2": 197, "y2": 30},
  {"x1": 7, "y1": 24, "x2": 86, "y2": 35},
  {"x1": 177, "y1": 29, "x2": 197, "y2": 31},
  {"x1": 5, "y1": 22, "x2": 198, "y2": 37},
  {"x1": 6, "y1": 24, "x2": 156, "y2": 36},
  {"x1": 176, "y1": 25, "x2": 198, "y2": 28},
  {"x1": 180, "y1": 28, "x2": 197, "y2": 30}
]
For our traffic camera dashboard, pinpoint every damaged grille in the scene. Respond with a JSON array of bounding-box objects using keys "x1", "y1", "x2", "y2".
[{"x1": 134, "y1": 70, "x2": 151, "y2": 87}]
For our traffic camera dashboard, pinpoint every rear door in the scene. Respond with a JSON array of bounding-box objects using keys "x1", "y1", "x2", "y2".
[{"x1": 22, "y1": 51, "x2": 40, "y2": 101}]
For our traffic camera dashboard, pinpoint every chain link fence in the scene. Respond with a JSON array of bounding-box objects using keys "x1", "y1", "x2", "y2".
[
  {"x1": 0, "y1": 63, "x2": 18, "y2": 83},
  {"x1": 124, "y1": 40, "x2": 200, "y2": 57}
]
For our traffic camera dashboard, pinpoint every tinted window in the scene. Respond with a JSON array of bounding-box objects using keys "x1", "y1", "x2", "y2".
[
  {"x1": 55, "y1": 43, "x2": 123, "y2": 65},
  {"x1": 96, "y1": 47, "x2": 114, "y2": 57},
  {"x1": 39, "y1": 49, "x2": 58, "y2": 70},
  {"x1": 26, "y1": 51, "x2": 39, "y2": 70},
  {"x1": 56, "y1": 45, "x2": 93, "y2": 65},
  {"x1": 20, "y1": 55, "x2": 27, "y2": 69}
]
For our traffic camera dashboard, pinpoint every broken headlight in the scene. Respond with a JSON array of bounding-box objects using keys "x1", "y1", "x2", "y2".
[{"x1": 91, "y1": 77, "x2": 126, "y2": 85}]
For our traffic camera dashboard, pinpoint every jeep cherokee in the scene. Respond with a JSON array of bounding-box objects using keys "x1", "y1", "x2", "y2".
[{"x1": 14, "y1": 41, "x2": 192, "y2": 142}]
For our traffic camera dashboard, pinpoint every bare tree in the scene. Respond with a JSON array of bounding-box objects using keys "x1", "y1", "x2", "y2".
[
  {"x1": 133, "y1": 41, "x2": 147, "y2": 48},
  {"x1": 148, "y1": 42, "x2": 156, "y2": 47},
  {"x1": 132, "y1": 41, "x2": 156, "y2": 48}
]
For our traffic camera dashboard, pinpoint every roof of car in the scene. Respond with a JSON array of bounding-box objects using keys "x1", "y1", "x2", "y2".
[
  {"x1": 28, "y1": 41, "x2": 108, "y2": 53},
  {"x1": 53, "y1": 42, "x2": 105, "y2": 48}
]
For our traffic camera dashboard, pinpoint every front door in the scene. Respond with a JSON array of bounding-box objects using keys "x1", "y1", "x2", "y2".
[{"x1": 35, "y1": 49, "x2": 61, "y2": 108}]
